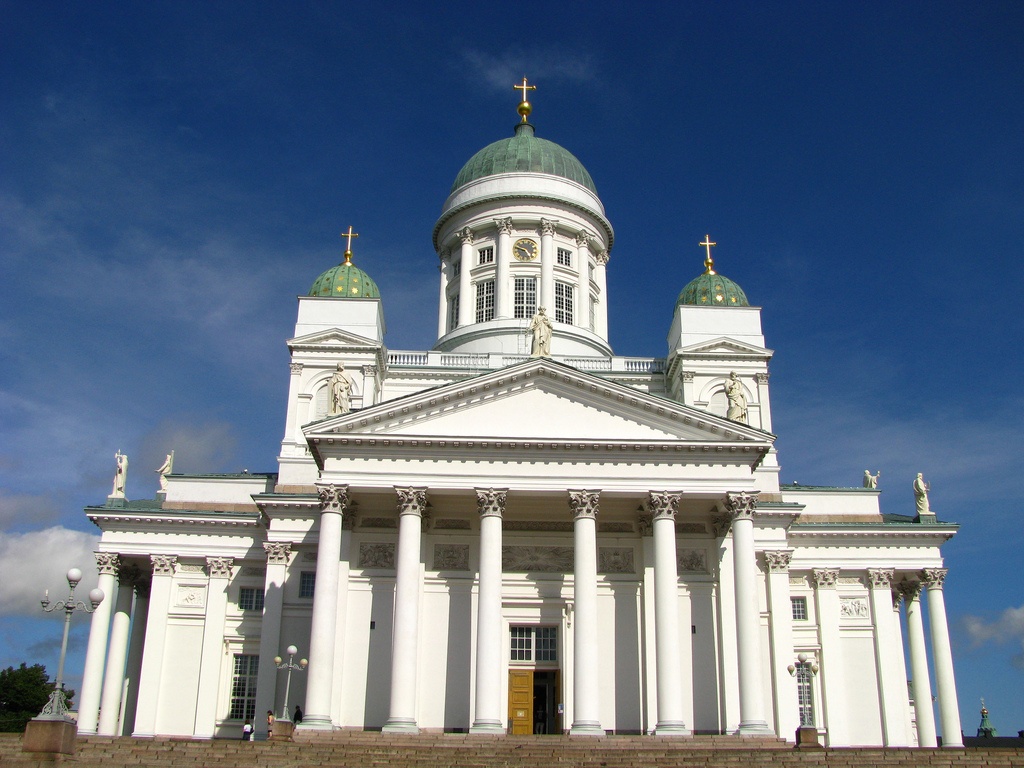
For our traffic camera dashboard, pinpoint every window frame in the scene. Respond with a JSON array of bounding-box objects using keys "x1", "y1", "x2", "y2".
[
  {"x1": 475, "y1": 279, "x2": 495, "y2": 323},
  {"x1": 554, "y1": 281, "x2": 574, "y2": 324}
]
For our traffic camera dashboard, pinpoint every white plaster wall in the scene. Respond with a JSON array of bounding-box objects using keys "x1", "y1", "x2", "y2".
[{"x1": 156, "y1": 621, "x2": 203, "y2": 735}]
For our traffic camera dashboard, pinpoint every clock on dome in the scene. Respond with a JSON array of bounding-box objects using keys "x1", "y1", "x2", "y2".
[{"x1": 513, "y1": 238, "x2": 538, "y2": 262}]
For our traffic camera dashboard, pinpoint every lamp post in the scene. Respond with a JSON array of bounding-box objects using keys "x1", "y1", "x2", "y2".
[
  {"x1": 38, "y1": 568, "x2": 104, "y2": 721},
  {"x1": 273, "y1": 645, "x2": 307, "y2": 722}
]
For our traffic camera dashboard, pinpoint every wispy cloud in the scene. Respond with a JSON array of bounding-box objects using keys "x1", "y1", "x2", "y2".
[
  {"x1": 0, "y1": 527, "x2": 101, "y2": 615},
  {"x1": 962, "y1": 605, "x2": 1024, "y2": 670},
  {"x1": 462, "y1": 49, "x2": 597, "y2": 92}
]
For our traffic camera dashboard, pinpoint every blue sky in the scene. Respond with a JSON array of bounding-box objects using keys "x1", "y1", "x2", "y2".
[{"x1": 1, "y1": 1, "x2": 1022, "y2": 736}]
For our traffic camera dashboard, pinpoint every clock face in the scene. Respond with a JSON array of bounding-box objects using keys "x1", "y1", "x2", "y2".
[{"x1": 513, "y1": 238, "x2": 538, "y2": 262}]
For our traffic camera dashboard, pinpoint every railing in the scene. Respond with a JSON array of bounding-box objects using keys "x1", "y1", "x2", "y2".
[{"x1": 387, "y1": 350, "x2": 666, "y2": 375}]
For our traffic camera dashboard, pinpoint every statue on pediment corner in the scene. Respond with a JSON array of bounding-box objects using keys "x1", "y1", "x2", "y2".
[{"x1": 863, "y1": 470, "x2": 879, "y2": 489}]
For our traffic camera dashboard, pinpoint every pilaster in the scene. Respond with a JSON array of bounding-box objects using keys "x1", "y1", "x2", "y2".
[
  {"x1": 867, "y1": 568, "x2": 910, "y2": 745},
  {"x1": 764, "y1": 550, "x2": 799, "y2": 740},
  {"x1": 132, "y1": 555, "x2": 177, "y2": 736},
  {"x1": 194, "y1": 557, "x2": 234, "y2": 738},
  {"x1": 811, "y1": 568, "x2": 844, "y2": 745},
  {"x1": 254, "y1": 542, "x2": 291, "y2": 738}
]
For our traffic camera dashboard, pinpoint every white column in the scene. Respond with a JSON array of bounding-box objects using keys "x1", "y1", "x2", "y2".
[
  {"x1": 383, "y1": 487, "x2": 427, "y2": 733},
  {"x1": 78, "y1": 552, "x2": 119, "y2": 734},
  {"x1": 891, "y1": 588, "x2": 913, "y2": 743},
  {"x1": 900, "y1": 579, "x2": 936, "y2": 746},
  {"x1": 637, "y1": 515, "x2": 658, "y2": 734},
  {"x1": 495, "y1": 218, "x2": 513, "y2": 318},
  {"x1": 282, "y1": 362, "x2": 303, "y2": 447},
  {"x1": 764, "y1": 551, "x2": 799, "y2": 740},
  {"x1": 922, "y1": 568, "x2": 962, "y2": 747},
  {"x1": 301, "y1": 484, "x2": 347, "y2": 729},
  {"x1": 471, "y1": 489, "x2": 506, "y2": 734},
  {"x1": 725, "y1": 492, "x2": 772, "y2": 735},
  {"x1": 574, "y1": 231, "x2": 591, "y2": 329},
  {"x1": 193, "y1": 557, "x2": 233, "y2": 738},
  {"x1": 120, "y1": 580, "x2": 149, "y2": 736},
  {"x1": 132, "y1": 555, "x2": 176, "y2": 737},
  {"x1": 867, "y1": 569, "x2": 910, "y2": 746},
  {"x1": 812, "y1": 568, "x2": 846, "y2": 745},
  {"x1": 568, "y1": 490, "x2": 603, "y2": 735},
  {"x1": 457, "y1": 228, "x2": 474, "y2": 327},
  {"x1": 647, "y1": 492, "x2": 689, "y2": 735},
  {"x1": 540, "y1": 219, "x2": 557, "y2": 312},
  {"x1": 97, "y1": 569, "x2": 135, "y2": 735},
  {"x1": 593, "y1": 250, "x2": 609, "y2": 339},
  {"x1": 254, "y1": 542, "x2": 290, "y2": 739},
  {"x1": 437, "y1": 250, "x2": 450, "y2": 339}
]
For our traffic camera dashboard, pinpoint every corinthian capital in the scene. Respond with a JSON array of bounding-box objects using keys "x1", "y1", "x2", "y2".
[
  {"x1": 540, "y1": 218, "x2": 558, "y2": 236},
  {"x1": 867, "y1": 568, "x2": 895, "y2": 589},
  {"x1": 594, "y1": 249, "x2": 609, "y2": 266},
  {"x1": 647, "y1": 491, "x2": 680, "y2": 522},
  {"x1": 457, "y1": 226, "x2": 474, "y2": 245},
  {"x1": 812, "y1": 568, "x2": 839, "y2": 589},
  {"x1": 724, "y1": 491, "x2": 759, "y2": 522},
  {"x1": 206, "y1": 557, "x2": 234, "y2": 579},
  {"x1": 396, "y1": 486, "x2": 428, "y2": 517},
  {"x1": 95, "y1": 552, "x2": 120, "y2": 576},
  {"x1": 151, "y1": 555, "x2": 177, "y2": 576},
  {"x1": 476, "y1": 488, "x2": 507, "y2": 518},
  {"x1": 317, "y1": 483, "x2": 349, "y2": 514},
  {"x1": 494, "y1": 217, "x2": 514, "y2": 236},
  {"x1": 568, "y1": 490, "x2": 600, "y2": 520},
  {"x1": 920, "y1": 568, "x2": 947, "y2": 589},
  {"x1": 897, "y1": 579, "x2": 922, "y2": 601},
  {"x1": 764, "y1": 550, "x2": 793, "y2": 573},
  {"x1": 263, "y1": 541, "x2": 292, "y2": 565}
]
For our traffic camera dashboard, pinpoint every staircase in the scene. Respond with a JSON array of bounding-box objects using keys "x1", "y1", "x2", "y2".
[{"x1": 2, "y1": 731, "x2": 1023, "y2": 767}]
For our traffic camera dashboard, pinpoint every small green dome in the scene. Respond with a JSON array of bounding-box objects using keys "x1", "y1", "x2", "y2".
[
  {"x1": 309, "y1": 256, "x2": 380, "y2": 299},
  {"x1": 451, "y1": 123, "x2": 597, "y2": 195},
  {"x1": 676, "y1": 272, "x2": 749, "y2": 308}
]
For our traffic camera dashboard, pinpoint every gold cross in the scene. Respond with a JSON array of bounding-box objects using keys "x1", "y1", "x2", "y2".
[
  {"x1": 513, "y1": 77, "x2": 536, "y2": 103},
  {"x1": 699, "y1": 234, "x2": 717, "y2": 274},
  {"x1": 341, "y1": 225, "x2": 359, "y2": 263},
  {"x1": 513, "y1": 77, "x2": 537, "y2": 123}
]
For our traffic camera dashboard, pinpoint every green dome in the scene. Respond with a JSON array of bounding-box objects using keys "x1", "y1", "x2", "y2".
[
  {"x1": 451, "y1": 123, "x2": 597, "y2": 195},
  {"x1": 676, "y1": 271, "x2": 749, "y2": 308},
  {"x1": 309, "y1": 256, "x2": 380, "y2": 299}
]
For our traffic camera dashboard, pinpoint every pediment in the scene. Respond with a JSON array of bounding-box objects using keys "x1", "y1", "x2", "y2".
[
  {"x1": 288, "y1": 328, "x2": 382, "y2": 350},
  {"x1": 673, "y1": 337, "x2": 772, "y2": 357},
  {"x1": 305, "y1": 359, "x2": 773, "y2": 447}
]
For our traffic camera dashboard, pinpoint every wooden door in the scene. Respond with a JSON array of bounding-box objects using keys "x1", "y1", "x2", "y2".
[{"x1": 508, "y1": 670, "x2": 533, "y2": 735}]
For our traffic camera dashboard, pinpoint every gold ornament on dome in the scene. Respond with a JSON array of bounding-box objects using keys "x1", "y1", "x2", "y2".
[{"x1": 513, "y1": 77, "x2": 537, "y2": 123}]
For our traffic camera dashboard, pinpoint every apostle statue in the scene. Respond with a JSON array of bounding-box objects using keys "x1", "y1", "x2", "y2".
[
  {"x1": 724, "y1": 372, "x2": 748, "y2": 423},
  {"x1": 329, "y1": 363, "x2": 352, "y2": 415},
  {"x1": 863, "y1": 470, "x2": 880, "y2": 489},
  {"x1": 156, "y1": 451, "x2": 175, "y2": 492},
  {"x1": 111, "y1": 450, "x2": 128, "y2": 497},
  {"x1": 528, "y1": 307, "x2": 553, "y2": 357},
  {"x1": 914, "y1": 473, "x2": 931, "y2": 516}
]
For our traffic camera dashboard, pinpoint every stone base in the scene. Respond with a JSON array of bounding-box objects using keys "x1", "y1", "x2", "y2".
[
  {"x1": 23, "y1": 718, "x2": 77, "y2": 755},
  {"x1": 270, "y1": 719, "x2": 295, "y2": 740},
  {"x1": 796, "y1": 726, "x2": 822, "y2": 748}
]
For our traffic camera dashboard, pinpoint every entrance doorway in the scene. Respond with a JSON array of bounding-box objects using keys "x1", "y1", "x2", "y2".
[{"x1": 508, "y1": 669, "x2": 561, "y2": 734}]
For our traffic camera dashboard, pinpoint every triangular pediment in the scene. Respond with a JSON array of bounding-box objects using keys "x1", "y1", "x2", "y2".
[
  {"x1": 305, "y1": 358, "x2": 773, "y2": 446},
  {"x1": 673, "y1": 336, "x2": 772, "y2": 357},
  {"x1": 288, "y1": 328, "x2": 382, "y2": 350}
]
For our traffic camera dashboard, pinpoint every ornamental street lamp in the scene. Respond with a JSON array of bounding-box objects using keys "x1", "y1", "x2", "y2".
[
  {"x1": 38, "y1": 568, "x2": 104, "y2": 720},
  {"x1": 273, "y1": 645, "x2": 307, "y2": 722}
]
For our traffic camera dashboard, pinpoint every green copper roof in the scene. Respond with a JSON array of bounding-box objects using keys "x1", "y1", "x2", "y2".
[
  {"x1": 309, "y1": 259, "x2": 380, "y2": 299},
  {"x1": 676, "y1": 271, "x2": 749, "y2": 308},
  {"x1": 451, "y1": 123, "x2": 597, "y2": 195}
]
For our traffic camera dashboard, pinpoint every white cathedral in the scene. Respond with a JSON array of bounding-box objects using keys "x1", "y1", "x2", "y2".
[{"x1": 75, "y1": 91, "x2": 963, "y2": 747}]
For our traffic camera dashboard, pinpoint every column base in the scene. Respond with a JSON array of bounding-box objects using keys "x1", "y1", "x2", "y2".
[
  {"x1": 382, "y1": 718, "x2": 420, "y2": 734},
  {"x1": 737, "y1": 719, "x2": 775, "y2": 735},
  {"x1": 569, "y1": 721, "x2": 605, "y2": 736},
  {"x1": 469, "y1": 720, "x2": 506, "y2": 734},
  {"x1": 296, "y1": 715, "x2": 334, "y2": 731},
  {"x1": 654, "y1": 721, "x2": 692, "y2": 736}
]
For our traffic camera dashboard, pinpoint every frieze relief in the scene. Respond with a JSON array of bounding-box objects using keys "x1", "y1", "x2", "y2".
[
  {"x1": 598, "y1": 547, "x2": 635, "y2": 574},
  {"x1": 175, "y1": 584, "x2": 206, "y2": 608},
  {"x1": 433, "y1": 544, "x2": 470, "y2": 571},
  {"x1": 360, "y1": 517, "x2": 398, "y2": 529},
  {"x1": 434, "y1": 518, "x2": 471, "y2": 530},
  {"x1": 503, "y1": 520, "x2": 574, "y2": 532},
  {"x1": 503, "y1": 546, "x2": 573, "y2": 573},
  {"x1": 840, "y1": 597, "x2": 870, "y2": 619},
  {"x1": 242, "y1": 567, "x2": 266, "y2": 577},
  {"x1": 358, "y1": 543, "x2": 396, "y2": 569},
  {"x1": 178, "y1": 563, "x2": 205, "y2": 573},
  {"x1": 678, "y1": 549, "x2": 708, "y2": 573},
  {"x1": 838, "y1": 576, "x2": 863, "y2": 586},
  {"x1": 676, "y1": 522, "x2": 707, "y2": 534}
]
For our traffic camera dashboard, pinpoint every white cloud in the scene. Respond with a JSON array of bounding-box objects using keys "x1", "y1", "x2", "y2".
[
  {"x1": 962, "y1": 605, "x2": 1024, "y2": 670},
  {"x1": 462, "y1": 50, "x2": 596, "y2": 92},
  {"x1": 0, "y1": 527, "x2": 101, "y2": 615}
]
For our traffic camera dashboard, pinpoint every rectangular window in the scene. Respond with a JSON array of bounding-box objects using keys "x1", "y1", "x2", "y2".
[
  {"x1": 475, "y1": 280, "x2": 495, "y2": 322},
  {"x1": 238, "y1": 587, "x2": 264, "y2": 612},
  {"x1": 554, "y1": 281, "x2": 574, "y2": 324},
  {"x1": 478, "y1": 246, "x2": 494, "y2": 265},
  {"x1": 791, "y1": 596, "x2": 808, "y2": 621},
  {"x1": 299, "y1": 571, "x2": 316, "y2": 599},
  {"x1": 589, "y1": 297, "x2": 596, "y2": 332},
  {"x1": 448, "y1": 294, "x2": 460, "y2": 332},
  {"x1": 513, "y1": 276, "x2": 537, "y2": 319},
  {"x1": 453, "y1": 260, "x2": 461, "y2": 277},
  {"x1": 556, "y1": 248, "x2": 572, "y2": 267},
  {"x1": 229, "y1": 654, "x2": 259, "y2": 721},
  {"x1": 509, "y1": 626, "x2": 558, "y2": 664},
  {"x1": 796, "y1": 664, "x2": 815, "y2": 726}
]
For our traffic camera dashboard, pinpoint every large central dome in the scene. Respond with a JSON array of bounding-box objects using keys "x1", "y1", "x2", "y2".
[{"x1": 451, "y1": 122, "x2": 597, "y2": 195}]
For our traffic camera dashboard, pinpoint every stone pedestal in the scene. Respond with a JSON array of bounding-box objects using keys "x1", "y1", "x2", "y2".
[
  {"x1": 795, "y1": 726, "x2": 822, "y2": 748},
  {"x1": 270, "y1": 719, "x2": 295, "y2": 740},
  {"x1": 23, "y1": 719, "x2": 77, "y2": 754}
]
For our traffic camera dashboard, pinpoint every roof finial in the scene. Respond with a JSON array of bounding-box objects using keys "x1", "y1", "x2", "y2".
[
  {"x1": 513, "y1": 77, "x2": 537, "y2": 123},
  {"x1": 700, "y1": 234, "x2": 717, "y2": 275},
  {"x1": 340, "y1": 225, "x2": 359, "y2": 265}
]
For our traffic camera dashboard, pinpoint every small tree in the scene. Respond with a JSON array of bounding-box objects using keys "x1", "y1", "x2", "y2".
[{"x1": 0, "y1": 664, "x2": 73, "y2": 733}]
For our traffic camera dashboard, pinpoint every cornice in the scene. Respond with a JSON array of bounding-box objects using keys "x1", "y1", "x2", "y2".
[{"x1": 87, "y1": 506, "x2": 262, "y2": 530}]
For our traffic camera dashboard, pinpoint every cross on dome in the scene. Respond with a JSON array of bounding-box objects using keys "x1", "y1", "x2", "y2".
[
  {"x1": 513, "y1": 77, "x2": 537, "y2": 122},
  {"x1": 340, "y1": 225, "x2": 359, "y2": 264},
  {"x1": 700, "y1": 234, "x2": 717, "y2": 275}
]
